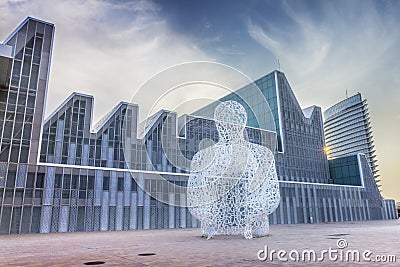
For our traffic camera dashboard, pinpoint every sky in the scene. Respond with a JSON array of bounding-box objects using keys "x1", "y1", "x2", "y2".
[{"x1": 0, "y1": 0, "x2": 399, "y2": 202}]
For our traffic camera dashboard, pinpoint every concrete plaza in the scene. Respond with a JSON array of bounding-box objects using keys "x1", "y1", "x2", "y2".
[{"x1": 0, "y1": 219, "x2": 399, "y2": 266}]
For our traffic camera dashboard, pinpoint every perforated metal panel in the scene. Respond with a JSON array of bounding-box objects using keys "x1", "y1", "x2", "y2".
[
  {"x1": 16, "y1": 164, "x2": 27, "y2": 188},
  {"x1": 69, "y1": 206, "x2": 77, "y2": 232},
  {"x1": 10, "y1": 207, "x2": 22, "y2": 234},
  {"x1": 94, "y1": 170, "x2": 103, "y2": 206},
  {"x1": 123, "y1": 172, "x2": 131, "y2": 206},
  {"x1": 150, "y1": 206, "x2": 156, "y2": 229},
  {"x1": 175, "y1": 206, "x2": 180, "y2": 228},
  {"x1": 59, "y1": 206, "x2": 69, "y2": 232},
  {"x1": 163, "y1": 206, "x2": 169, "y2": 229},
  {"x1": 123, "y1": 206, "x2": 130, "y2": 230},
  {"x1": 53, "y1": 189, "x2": 61, "y2": 206},
  {"x1": 109, "y1": 171, "x2": 117, "y2": 206},
  {"x1": 85, "y1": 191, "x2": 94, "y2": 231},
  {"x1": 40, "y1": 206, "x2": 52, "y2": 233},
  {"x1": 43, "y1": 167, "x2": 55, "y2": 205},
  {"x1": 85, "y1": 205, "x2": 93, "y2": 231},
  {"x1": 116, "y1": 193, "x2": 123, "y2": 231},
  {"x1": 77, "y1": 206, "x2": 85, "y2": 231},
  {"x1": 51, "y1": 206, "x2": 59, "y2": 233},
  {"x1": 100, "y1": 192, "x2": 109, "y2": 231},
  {"x1": 0, "y1": 163, "x2": 7, "y2": 187},
  {"x1": 157, "y1": 206, "x2": 163, "y2": 229},
  {"x1": 130, "y1": 192, "x2": 137, "y2": 230},
  {"x1": 93, "y1": 206, "x2": 101, "y2": 231}
]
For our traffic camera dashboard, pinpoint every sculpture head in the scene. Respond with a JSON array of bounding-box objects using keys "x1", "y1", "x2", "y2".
[{"x1": 214, "y1": 101, "x2": 247, "y2": 142}]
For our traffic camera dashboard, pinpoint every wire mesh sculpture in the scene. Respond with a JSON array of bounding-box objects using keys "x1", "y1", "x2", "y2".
[{"x1": 187, "y1": 100, "x2": 280, "y2": 239}]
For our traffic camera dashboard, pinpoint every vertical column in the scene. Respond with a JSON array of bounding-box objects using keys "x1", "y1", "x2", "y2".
[
  {"x1": 143, "y1": 193, "x2": 150, "y2": 229},
  {"x1": 124, "y1": 172, "x2": 132, "y2": 229},
  {"x1": 124, "y1": 137, "x2": 131, "y2": 165},
  {"x1": 386, "y1": 202, "x2": 391, "y2": 219},
  {"x1": 16, "y1": 164, "x2": 27, "y2": 188},
  {"x1": 365, "y1": 199, "x2": 370, "y2": 220},
  {"x1": 42, "y1": 167, "x2": 55, "y2": 205},
  {"x1": 388, "y1": 202, "x2": 393, "y2": 219},
  {"x1": 0, "y1": 162, "x2": 8, "y2": 188},
  {"x1": 180, "y1": 193, "x2": 186, "y2": 228},
  {"x1": 116, "y1": 191, "x2": 123, "y2": 230},
  {"x1": 168, "y1": 193, "x2": 175, "y2": 229},
  {"x1": 67, "y1": 143, "x2": 76, "y2": 165},
  {"x1": 40, "y1": 206, "x2": 52, "y2": 234},
  {"x1": 328, "y1": 199, "x2": 333, "y2": 222},
  {"x1": 279, "y1": 197, "x2": 284, "y2": 224},
  {"x1": 272, "y1": 208, "x2": 277, "y2": 225},
  {"x1": 322, "y1": 198, "x2": 327, "y2": 222},
  {"x1": 59, "y1": 206, "x2": 69, "y2": 233},
  {"x1": 357, "y1": 190, "x2": 364, "y2": 220},
  {"x1": 40, "y1": 167, "x2": 55, "y2": 233},
  {"x1": 86, "y1": 191, "x2": 94, "y2": 232},
  {"x1": 333, "y1": 199, "x2": 339, "y2": 222},
  {"x1": 345, "y1": 189, "x2": 352, "y2": 221},
  {"x1": 338, "y1": 199, "x2": 344, "y2": 222},
  {"x1": 191, "y1": 214, "x2": 198, "y2": 228},
  {"x1": 107, "y1": 147, "x2": 114, "y2": 168},
  {"x1": 285, "y1": 196, "x2": 291, "y2": 224},
  {"x1": 82, "y1": 144, "x2": 89, "y2": 166},
  {"x1": 293, "y1": 185, "x2": 299, "y2": 224},
  {"x1": 136, "y1": 174, "x2": 144, "y2": 229},
  {"x1": 54, "y1": 120, "x2": 64, "y2": 163},
  {"x1": 101, "y1": 133, "x2": 108, "y2": 161},
  {"x1": 94, "y1": 170, "x2": 103, "y2": 206},
  {"x1": 109, "y1": 171, "x2": 117, "y2": 206},
  {"x1": 313, "y1": 188, "x2": 319, "y2": 223},
  {"x1": 137, "y1": 174, "x2": 144, "y2": 206},
  {"x1": 341, "y1": 188, "x2": 348, "y2": 221},
  {"x1": 100, "y1": 192, "x2": 109, "y2": 231},
  {"x1": 146, "y1": 141, "x2": 152, "y2": 171},
  {"x1": 124, "y1": 172, "x2": 132, "y2": 206},
  {"x1": 162, "y1": 154, "x2": 167, "y2": 172},
  {"x1": 391, "y1": 202, "x2": 397, "y2": 219},
  {"x1": 301, "y1": 186, "x2": 307, "y2": 223},
  {"x1": 306, "y1": 186, "x2": 313, "y2": 223},
  {"x1": 383, "y1": 202, "x2": 389, "y2": 220},
  {"x1": 129, "y1": 192, "x2": 137, "y2": 230}
]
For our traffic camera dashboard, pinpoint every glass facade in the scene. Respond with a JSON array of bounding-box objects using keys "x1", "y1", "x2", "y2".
[
  {"x1": 329, "y1": 155, "x2": 362, "y2": 186},
  {"x1": 194, "y1": 72, "x2": 280, "y2": 150},
  {"x1": 0, "y1": 17, "x2": 54, "y2": 165},
  {"x1": 0, "y1": 18, "x2": 397, "y2": 234},
  {"x1": 195, "y1": 71, "x2": 329, "y2": 184}
]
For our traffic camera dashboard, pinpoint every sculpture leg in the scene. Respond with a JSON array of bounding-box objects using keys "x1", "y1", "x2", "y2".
[
  {"x1": 252, "y1": 215, "x2": 269, "y2": 237},
  {"x1": 201, "y1": 221, "x2": 215, "y2": 239},
  {"x1": 244, "y1": 223, "x2": 253, "y2": 239}
]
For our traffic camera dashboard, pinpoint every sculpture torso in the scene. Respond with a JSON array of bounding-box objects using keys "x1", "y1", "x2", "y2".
[{"x1": 187, "y1": 101, "x2": 280, "y2": 239}]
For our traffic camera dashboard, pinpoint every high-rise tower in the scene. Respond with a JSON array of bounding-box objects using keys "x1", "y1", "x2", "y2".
[{"x1": 324, "y1": 93, "x2": 380, "y2": 185}]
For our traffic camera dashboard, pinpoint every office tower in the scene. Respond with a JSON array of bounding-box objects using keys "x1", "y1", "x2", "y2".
[{"x1": 324, "y1": 93, "x2": 380, "y2": 185}]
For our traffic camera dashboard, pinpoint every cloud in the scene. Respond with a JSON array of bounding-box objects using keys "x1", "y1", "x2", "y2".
[
  {"x1": 0, "y1": 0, "x2": 213, "y2": 123},
  {"x1": 246, "y1": 1, "x2": 400, "y2": 107}
]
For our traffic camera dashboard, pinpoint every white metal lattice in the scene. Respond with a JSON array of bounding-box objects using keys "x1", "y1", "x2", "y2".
[{"x1": 187, "y1": 100, "x2": 280, "y2": 239}]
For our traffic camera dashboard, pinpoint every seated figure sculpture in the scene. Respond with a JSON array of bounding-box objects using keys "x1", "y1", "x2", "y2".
[{"x1": 187, "y1": 100, "x2": 280, "y2": 239}]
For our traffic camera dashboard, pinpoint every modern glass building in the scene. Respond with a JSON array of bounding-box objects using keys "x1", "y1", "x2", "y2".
[
  {"x1": 324, "y1": 93, "x2": 380, "y2": 185},
  {"x1": 0, "y1": 18, "x2": 397, "y2": 234}
]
